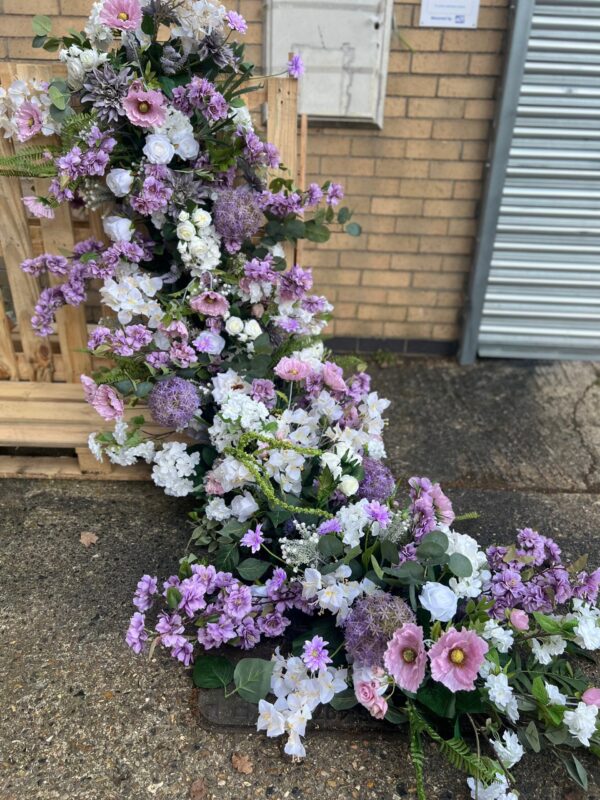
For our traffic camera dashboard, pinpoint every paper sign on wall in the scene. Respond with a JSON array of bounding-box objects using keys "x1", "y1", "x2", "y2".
[{"x1": 420, "y1": 0, "x2": 480, "y2": 28}]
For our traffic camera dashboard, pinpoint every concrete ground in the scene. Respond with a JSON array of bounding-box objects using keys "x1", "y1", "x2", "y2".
[{"x1": 1, "y1": 358, "x2": 600, "y2": 800}]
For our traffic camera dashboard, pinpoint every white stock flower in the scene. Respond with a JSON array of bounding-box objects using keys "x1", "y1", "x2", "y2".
[
  {"x1": 563, "y1": 702, "x2": 598, "y2": 746},
  {"x1": 338, "y1": 475, "x2": 359, "y2": 497},
  {"x1": 230, "y1": 491, "x2": 259, "y2": 522},
  {"x1": 205, "y1": 497, "x2": 231, "y2": 521},
  {"x1": 491, "y1": 731, "x2": 524, "y2": 769},
  {"x1": 531, "y1": 635, "x2": 567, "y2": 665},
  {"x1": 151, "y1": 442, "x2": 200, "y2": 497},
  {"x1": 467, "y1": 774, "x2": 518, "y2": 800},
  {"x1": 419, "y1": 582, "x2": 458, "y2": 622},
  {"x1": 106, "y1": 168, "x2": 134, "y2": 197},
  {"x1": 482, "y1": 620, "x2": 514, "y2": 654},
  {"x1": 545, "y1": 683, "x2": 567, "y2": 706},
  {"x1": 485, "y1": 673, "x2": 519, "y2": 723}
]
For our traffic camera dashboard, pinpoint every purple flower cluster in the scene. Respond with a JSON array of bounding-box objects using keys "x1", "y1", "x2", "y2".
[
  {"x1": 279, "y1": 264, "x2": 313, "y2": 302},
  {"x1": 241, "y1": 129, "x2": 280, "y2": 169},
  {"x1": 147, "y1": 376, "x2": 200, "y2": 429},
  {"x1": 31, "y1": 287, "x2": 66, "y2": 336},
  {"x1": 131, "y1": 165, "x2": 173, "y2": 215},
  {"x1": 408, "y1": 476, "x2": 454, "y2": 542},
  {"x1": 485, "y1": 528, "x2": 600, "y2": 618},
  {"x1": 126, "y1": 564, "x2": 308, "y2": 665},
  {"x1": 55, "y1": 126, "x2": 116, "y2": 182},
  {"x1": 21, "y1": 253, "x2": 69, "y2": 277},
  {"x1": 356, "y1": 457, "x2": 396, "y2": 502},
  {"x1": 212, "y1": 186, "x2": 264, "y2": 252},
  {"x1": 260, "y1": 189, "x2": 304, "y2": 218},
  {"x1": 172, "y1": 77, "x2": 228, "y2": 121},
  {"x1": 88, "y1": 323, "x2": 153, "y2": 356}
]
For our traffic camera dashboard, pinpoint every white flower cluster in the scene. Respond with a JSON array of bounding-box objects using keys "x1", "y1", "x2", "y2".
[
  {"x1": 442, "y1": 527, "x2": 491, "y2": 599},
  {"x1": 59, "y1": 45, "x2": 108, "y2": 90},
  {"x1": 224, "y1": 316, "x2": 263, "y2": 352},
  {"x1": 301, "y1": 565, "x2": 372, "y2": 623},
  {"x1": 490, "y1": 730, "x2": 524, "y2": 769},
  {"x1": 100, "y1": 274, "x2": 164, "y2": 327},
  {"x1": 280, "y1": 523, "x2": 320, "y2": 573},
  {"x1": 177, "y1": 209, "x2": 221, "y2": 274},
  {"x1": 564, "y1": 701, "x2": 599, "y2": 747},
  {"x1": 205, "y1": 491, "x2": 258, "y2": 523},
  {"x1": 150, "y1": 108, "x2": 200, "y2": 162},
  {"x1": 0, "y1": 79, "x2": 59, "y2": 140},
  {"x1": 208, "y1": 455, "x2": 254, "y2": 492},
  {"x1": 256, "y1": 649, "x2": 347, "y2": 758},
  {"x1": 467, "y1": 773, "x2": 518, "y2": 800},
  {"x1": 171, "y1": 0, "x2": 227, "y2": 48},
  {"x1": 334, "y1": 499, "x2": 371, "y2": 548},
  {"x1": 482, "y1": 619, "x2": 514, "y2": 655},
  {"x1": 325, "y1": 392, "x2": 389, "y2": 462},
  {"x1": 151, "y1": 441, "x2": 201, "y2": 497},
  {"x1": 570, "y1": 599, "x2": 600, "y2": 651},
  {"x1": 483, "y1": 670, "x2": 519, "y2": 723},
  {"x1": 265, "y1": 448, "x2": 305, "y2": 496},
  {"x1": 530, "y1": 634, "x2": 567, "y2": 665}
]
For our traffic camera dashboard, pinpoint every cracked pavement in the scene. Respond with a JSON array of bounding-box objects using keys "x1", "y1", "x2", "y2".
[{"x1": 1, "y1": 357, "x2": 600, "y2": 800}]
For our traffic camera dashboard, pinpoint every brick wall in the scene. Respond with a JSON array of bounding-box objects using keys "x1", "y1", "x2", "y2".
[{"x1": 0, "y1": 0, "x2": 510, "y2": 346}]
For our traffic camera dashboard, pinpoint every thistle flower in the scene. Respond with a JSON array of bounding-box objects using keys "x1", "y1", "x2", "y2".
[
  {"x1": 344, "y1": 593, "x2": 415, "y2": 667},
  {"x1": 148, "y1": 377, "x2": 200, "y2": 429}
]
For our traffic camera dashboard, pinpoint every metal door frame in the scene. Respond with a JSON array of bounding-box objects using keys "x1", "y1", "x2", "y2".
[{"x1": 459, "y1": 0, "x2": 536, "y2": 364}]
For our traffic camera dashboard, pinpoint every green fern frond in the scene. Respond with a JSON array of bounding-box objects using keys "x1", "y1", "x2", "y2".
[
  {"x1": 60, "y1": 111, "x2": 97, "y2": 148},
  {"x1": 411, "y1": 705, "x2": 500, "y2": 785},
  {"x1": 408, "y1": 705, "x2": 427, "y2": 800},
  {"x1": 0, "y1": 144, "x2": 60, "y2": 178}
]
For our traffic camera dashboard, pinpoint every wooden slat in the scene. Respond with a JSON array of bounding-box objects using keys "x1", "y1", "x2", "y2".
[
  {"x1": 296, "y1": 113, "x2": 309, "y2": 265},
  {"x1": 267, "y1": 76, "x2": 299, "y2": 266},
  {"x1": 0, "y1": 380, "x2": 85, "y2": 401},
  {"x1": 0, "y1": 455, "x2": 151, "y2": 481},
  {"x1": 0, "y1": 288, "x2": 18, "y2": 380}
]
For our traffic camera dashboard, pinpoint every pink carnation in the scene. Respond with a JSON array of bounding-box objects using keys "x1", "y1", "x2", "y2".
[
  {"x1": 384, "y1": 623, "x2": 427, "y2": 694},
  {"x1": 428, "y1": 628, "x2": 488, "y2": 693},
  {"x1": 274, "y1": 356, "x2": 311, "y2": 382},
  {"x1": 81, "y1": 374, "x2": 124, "y2": 421},
  {"x1": 100, "y1": 0, "x2": 142, "y2": 30},
  {"x1": 15, "y1": 101, "x2": 43, "y2": 142},
  {"x1": 190, "y1": 291, "x2": 230, "y2": 317},
  {"x1": 123, "y1": 81, "x2": 167, "y2": 129},
  {"x1": 22, "y1": 196, "x2": 55, "y2": 219}
]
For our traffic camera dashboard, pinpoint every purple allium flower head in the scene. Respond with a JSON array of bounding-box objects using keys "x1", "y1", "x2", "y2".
[
  {"x1": 241, "y1": 524, "x2": 265, "y2": 554},
  {"x1": 147, "y1": 377, "x2": 200, "y2": 429},
  {"x1": 126, "y1": 612, "x2": 148, "y2": 654},
  {"x1": 212, "y1": 186, "x2": 264, "y2": 252},
  {"x1": 302, "y1": 635, "x2": 332, "y2": 672},
  {"x1": 133, "y1": 574, "x2": 158, "y2": 612},
  {"x1": 287, "y1": 54, "x2": 305, "y2": 79},
  {"x1": 356, "y1": 457, "x2": 396, "y2": 503},
  {"x1": 344, "y1": 594, "x2": 415, "y2": 668}
]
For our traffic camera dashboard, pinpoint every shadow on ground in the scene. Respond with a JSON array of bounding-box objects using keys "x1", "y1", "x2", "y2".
[{"x1": 1, "y1": 358, "x2": 600, "y2": 799}]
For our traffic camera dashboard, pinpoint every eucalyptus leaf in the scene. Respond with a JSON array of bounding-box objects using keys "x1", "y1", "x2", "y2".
[
  {"x1": 330, "y1": 689, "x2": 358, "y2": 711},
  {"x1": 32, "y1": 15, "x2": 52, "y2": 36},
  {"x1": 318, "y1": 534, "x2": 344, "y2": 559},
  {"x1": 234, "y1": 658, "x2": 274, "y2": 704},
  {"x1": 448, "y1": 553, "x2": 473, "y2": 578},
  {"x1": 565, "y1": 755, "x2": 588, "y2": 791},
  {"x1": 345, "y1": 222, "x2": 362, "y2": 237},
  {"x1": 193, "y1": 655, "x2": 235, "y2": 689}
]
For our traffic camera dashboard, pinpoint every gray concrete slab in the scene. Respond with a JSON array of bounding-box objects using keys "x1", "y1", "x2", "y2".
[{"x1": 1, "y1": 358, "x2": 600, "y2": 800}]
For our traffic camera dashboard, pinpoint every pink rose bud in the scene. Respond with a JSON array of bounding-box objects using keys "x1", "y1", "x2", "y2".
[
  {"x1": 251, "y1": 303, "x2": 265, "y2": 318},
  {"x1": 369, "y1": 695, "x2": 388, "y2": 720},
  {"x1": 509, "y1": 609, "x2": 529, "y2": 631},
  {"x1": 582, "y1": 688, "x2": 600, "y2": 707}
]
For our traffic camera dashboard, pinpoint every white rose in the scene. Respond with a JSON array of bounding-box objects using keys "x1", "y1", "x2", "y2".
[
  {"x1": 338, "y1": 475, "x2": 359, "y2": 497},
  {"x1": 244, "y1": 319, "x2": 262, "y2": 340},
  {"x1": 225, "y1": 316, "x2": 244, "y2": 336},
  {"x1": 103, "y1": 214, "x2": 134, "y2": 242},
  {"x1": 191, "y1": 208, "x2": 212, "y2": 228},
  {"x1": 230, "y1": 491, "x2": 259, "y2": 522},
  {"x1": 172, "y1": 132, "x2": 199, "y2": 160},
  {"x1": 178, "y1": 210, "x2": 190, "y2": 222},
  {"x1": 65, "y1": 60, "x2": 85, "y2": 89},
  {"x1": 419, "y1": 582, "x2": 458, "y2": 622},
  {"x1": 176, "y1": 219, "x2": 196, "y2": 241},
  {"x1": 80, "y1": 48, "x2": 107, "y2": 71},
  {"x1": 106, "y1": 168, "x2": 134, "y2": 197},
  {"x1": 143, "y1": 133, "x2": 175, "y2": 165},
  {"x1": 188, "y1": 237, "x2": 209, "y2": 258}
]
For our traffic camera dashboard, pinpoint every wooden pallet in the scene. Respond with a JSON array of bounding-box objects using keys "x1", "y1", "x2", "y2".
[{"x1": 0, "y1": 63, "x2": 304, "y2": 479}]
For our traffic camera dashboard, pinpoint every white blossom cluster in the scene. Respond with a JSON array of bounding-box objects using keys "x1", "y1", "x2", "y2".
[
  {"x1": 490, "y1": 730, "x2": 524, "y2": 769},
  {"x1": 171, "y1": 0, "x2": 227, "y2": 48},
  {"x1": 59, "y1": 45, "x2": 108, "y2": 90},
  {"x1": 224, "y1": 316, "x2": 263, "y2": 353},
  {"x1": 467, "y1": 773, "x2": 519, "y2": 800},
  {"x1": 483, "y1": 670, "x2": 519, "y2": 723},
  {"x1": 256, "y1": 649, "x2": 347, "y2": 758},
  {"x1": 280, "y1": 523, "x2": 320, "y2": 573},
  {"x1": 151, "y1": 441, "x2": 201, "y2": 497},
  {"x1": 300, "y1": 565, "x2": 374, "y2": 623},
  {"x1": 442, "y1": 527, "x2": 491, "y2": 599},
  {"x1": 100, "y1": 273, "x2": 164, "y2": 327},
  {"x1": 150, "y1": 108, "x2": 200, "y2": 162},
  {"x1": 205, "y1": 491, "x2": 258, "y2": 523},
  {"x1": 176, "y1": 209, "x2": 221, "y2": 274}
]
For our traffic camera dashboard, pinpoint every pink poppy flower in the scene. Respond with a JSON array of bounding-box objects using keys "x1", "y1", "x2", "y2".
[
  {"x1": 123, "y1": 81, "x2": 167, "y2": 129},
  {"x1": 22, "y1": 196, "x2": 55, "y2": 219},
  {"x1": 190, "y1": 291, "x2": 230, "y2": 317},
  {"x1": 384, "y1": 623, "x2": 427, "y2": 694},
  {"x1": 428, "y1": 628, "x2": 488, "y2": 693},
  {"x1": 274, "y1": 356, "x2": 311, "y2": 382},
  {"x1": 99, "y1": 0, "x2": 143, "y2": 30},
  {"x1": 14, "y1": 101, "x2": 43, "y2": 142},
  {"x1": 81, "y1": 374, "x2": 124, "y2": 421},
  {"x1": 582, "y1": 687, "x2": 600, "y2": 707},
  {"x1": 322, "y1": 361, "x2": 347, "y2": 393}
]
